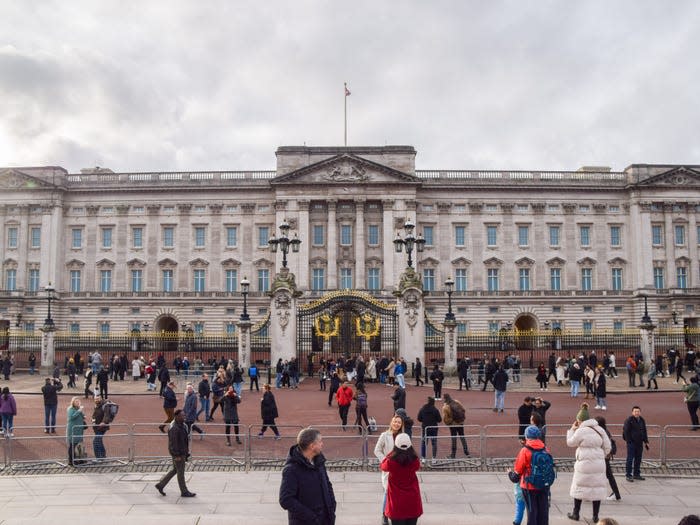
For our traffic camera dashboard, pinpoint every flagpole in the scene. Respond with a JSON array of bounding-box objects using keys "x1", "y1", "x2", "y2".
[{"x1": 344, "y1": 82, "x2": 348, "y2": 147}]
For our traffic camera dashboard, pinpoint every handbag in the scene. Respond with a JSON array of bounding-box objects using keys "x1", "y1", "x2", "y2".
[{"x1": 368, "y1": 416, "x2": 378, "y2": 432}]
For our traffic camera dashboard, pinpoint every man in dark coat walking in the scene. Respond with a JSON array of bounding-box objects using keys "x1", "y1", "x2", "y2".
[
  {"x1": 622, "y1": 405, "x2": 649, "y2": 482},
  {"x1": 279, "y1": 427, "x2": 336, "y2": 525},
  {"x1": 517, "y1": 396, "x2": 533, "y2": 440},
  {"x1": 155, "y1": 410, "x2": 196, "y2": 498}
]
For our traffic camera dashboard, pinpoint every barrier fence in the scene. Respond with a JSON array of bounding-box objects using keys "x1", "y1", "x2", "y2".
[{"x1": 1, "y1": 423, "x2": 698, "y2": 474}]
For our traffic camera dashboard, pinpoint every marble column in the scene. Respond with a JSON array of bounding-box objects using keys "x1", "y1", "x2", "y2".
[
  {"x1": 382, "y1": 199, "x2": 395, "y2": 289},
  {"x1": 327, "y1": 201, "x2": 337, "y2": 289},
  {"x1": 297, "y1": 200, "x2": 310, "y2": 289},
  {"x1": 355, "y1": 198, "x2": 366, "y2": 288}
]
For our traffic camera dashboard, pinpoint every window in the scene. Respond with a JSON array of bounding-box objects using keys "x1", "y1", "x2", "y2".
[
  {"x1": 489, "y1": 306, "x2": 499, "y2": 314},
  {"x1": 368, "y1": 224, "x2": 379, "y2": 246},
  {"x1": 486, "y1": 226, "x2": 497, "y2": 247},
  {"x1": 70, "y1": 323, "x2": 80, "y2": 334},
  {"x1": 583, "y1": 320, "x2": 593, "y2": 333},
  {"x1": 583, "y1": 306, "x2": 593, "y2": 313},
  {"x1": 550, "y1": 268, "x2": 561, "y2": 291},
  {"x1": 581, "y1": 268, "x2": 592, "y2": 291},
  {"x1": 340, "y1": 225, "x2": 352, "y2": 245},
  {"x1": 28, "y1": 269, "x2": 40, "y2": 292},
  {"x1": 519, "y1": 268, "x2": 530, "y2": 291},
  {"x1": 610, "y1": 226, "x2": 621, "y2": 247},
  {"x1": 613, "y1": 320, "x2": 624, "y2": 332},
  {"x1": 422, "y1": 226, "x2": 433, "y2": 247},
  {"x1": 457, "y1": 323, "x2": 467, "y2": 335},
  {"x1": 162, "y1": 270, "x2": 173, "y2": 292},
  {"x1": 455, "y1": 226, "x2": 466, "y2": 247},
  {"x1": 193, "y1": 269, "x2": 206, "y2": 292},
  {"x1": 226, "y1": 226, "x2": 238, "y2": 247},
  {"x1": 258, "y1": 227, "x2": 269, "y2": 247},
  {"x1": 485, "y1": 204, "x2": 497, "y2": 212},
  {"x1": 193, "y1": 322, "x2": 204, "y2": 336},
  {"x1": 367, "y1": 268, "x2": 380, "y2": 290},
  {"x1": 614, "y1": 306, "x2": 623, "y2": 313},
  {"x1": 675, "y1": 225, "x2": 686, "y2": 245},
  {"x1": 30, "y1": 227, "x2": 41, "y2": 248},
  {"x1": 611, "y1": 268, "x2": 623, "y2": 291},
  {"x1": 163, "y1": 227, "x2": 174, "y2": 247},
  {"x1": 580, "y1": 226, "x2": 591, "y2": 247},
  {"x1": 194, "y1": 205, "x2": 206, "y2": 213},
  {"x1": 132, "y1": 227, "x2": 143, "y2": 248},
  {"x1": 258, "y1": 269, "x2": 270, "y2": 292},
  {"x1": 518, "y1": 226, "x2": 529, "y2": 247},
  {"x1": 422, "y1": 269, "x2": 435, "y2": 291},
  {"x1": 455, "y1": 268, "x2": 468, "y2": 291},
  {"x1": 312, "y1": 268, "x2": 325, "y2": 291},
  {"x1": 70, "y1": 270, "x2": 81, "y2": 292},
  {"x1": 579, "y1": 205, "x2": 590, "y2": 212},
  {"x1": 651, "y1": 225, "x2": 663, "y2": 245},
  {"x1": 131, "y1": 269, "x2": 143, "y2": 292},
  {"x1": 313, "y1": 225, "x2": 325, "y2": 246},
  {"x1": 225, "y1": 269, "x2": 238, "y2": 292},
  {"x1": 7, "y1": 227, "x2": 18, "y2": 248},
  {"x1": 132, "y1": 206, "x2": 144, "y2": 213},
  {"x1": 677, "y1": 266, "x2": 687, "y2": 289},
  {"x1": 487, "y1": 268, "x2": 499, "y2": 292},
  {"x1": 5, "y1": 269, "x2": 16, "y2": 291},
  {"x1": 653, "y1": 267, "x2": 664, "y2": 289},
  {"x1": 340, "y1": 268, "x2": 353, "y2": 289},
  {"x1": 102, "y1": 227, "x2": 113, "y2": 248},
  {"x1": 194, "y1": 227, "x2": 206, "y2": 248},
  {"x1": 100, "y1": 322, "x2": 110, "y2": 337},
  {"x1": 549, "y1": 226, "x2": 560, "y2": 247},
  {"x1": 100, "y1": 270, "x2": 112, "y2": 292},
  {"x1": 226, "y1": 323, "x2": 236, "y2": 337},
  {"x1": 71, "y1": 228, "x2": 83, "y2": 249},
  {"x1": 488, "y1": 321, "x2": 500, "y2": 333}
]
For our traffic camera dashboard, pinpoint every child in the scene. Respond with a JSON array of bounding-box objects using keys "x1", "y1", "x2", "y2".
[{"x1": 512, "y1": 476, "x2": 525, "y2": 525}]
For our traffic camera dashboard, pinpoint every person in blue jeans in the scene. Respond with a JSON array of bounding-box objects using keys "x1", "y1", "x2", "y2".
[
  {"x1": 197, "y1": 374, "x2": 211, "y2": 421},
  {"x1": 41, "y1": 377, "x2": 62, "y2": 433},
  {"x1": 91, "y1": 398, "x2": 109, "y2": 458}
]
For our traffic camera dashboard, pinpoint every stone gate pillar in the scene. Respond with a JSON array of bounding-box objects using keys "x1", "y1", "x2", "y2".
[
  {"x1": 41, "y1": 326, "x2": 56, "y2": 373},
  {"x1": 270, "y1": 268, "x2": 301, "y2": 367},
  {"x1": 237, "y1": 319, "x2": 252, "y2": 370},
  {"x1": 443, "y1": 319, "x2": 457, "y2": 370},
  {"x1": 394, "y1": 268, "x2": 425, "y2": 365}
]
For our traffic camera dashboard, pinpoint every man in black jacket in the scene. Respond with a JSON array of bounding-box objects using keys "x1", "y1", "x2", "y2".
[
  {"x1": 155, "y1": 410, "x2": 196, "y2": 498},
  {"x1": 279, "y1": 427, "x2": 336, "y2": 525},
  {"x1": 41, "y1": 377, "x2": 63, "y2": 434},
  {"x1": 159, "y1": 381, "x2": 178, "y2": 433},
  {"x1": 492, "y1": 365, "x2": 509, "y2": 413},
  {"x1": 417, "y1": 396, "x2": 442, "y2": 461},
  {"x1": 457, "y1": 358, "x2": 469, "y2": 390},
  {"x1": 517, "y1": 396, "x2": 533, "y2": 440},
  {"x1": 622, "y1": 405, "x2": 649, "y2": 482}
]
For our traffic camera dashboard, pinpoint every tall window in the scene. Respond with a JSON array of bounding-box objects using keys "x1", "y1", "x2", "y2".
[
  {"x1": 225, "y1": 269, "x2": 238, "y2": 292},
  {"x1": 423, "y1": 226, "x2": 434, "y2": 246},
  {"x1": 367, "y1": 268, "x2": 380, "y2": 290},
  {"x1": 226, "y1": 323, "x2": 236, "y2": 337},
  {"x1": 518, "y1": 226, "x2": 529, "y2": 247},
  {"x1": 487, "y1": 268, "x2": 499, "y2": 292},
  {"x1": 312, "y1": 268, "x2": 325, "y2": 291},
  {"x1": 131, "y1": 269, "x2": 143, "y2": 292},
  {"x1": 70, "y1": 322, "x2": 80, "y2": 334},
  {"x1": 102, "y1": 227, "x2": 112, "y2": 248},
  {"x1": 675, "y1": 225, "x2": 686, "y2": 245},
  {"x1": 340, "y1": 225, "x2": 352, "y2": 245},
  {"x1": 455, "y1": 268, "x2": 468, "y2": 291},
  {"x1": 651, "y1": 225, "x2": 663, "y2": 245},
  {"x1": 100, "y1": 322, "x2": 110, "y2": 337},
  {"x1": 550, "y1": 268, "x2": 561, "y2": 291},
  {"x1": 258, "y1": 227, "x2": 269, "y2": 247},
  {"x1": 454, "y1": 226, "x2": 466, "y2": 247},
  {"x1": 610, "y1": 226, "x2": 621, "y2": 247},
  {"x1": 7, "y1": 227, "x2": 18, "y2": 248},
  {"x1": 340, "y1": 268, "x2": 353, "y2": 289},
  {"x1": 581, "y1": 268, "x2": 592, "y2": 291},
  {"x1": 613, "y1": 320, "x2": 624, "y2": 332},
  {"x1": 257, "y1": 269, "x2": 270, "y2": 292},
  {"x1": 422, "y1": 269, "x2": 435, "y2": 291},
  {"x1": 486, "y1": 226, "x2": 497, "y2": 247},
  {"x1": 193, "y1": 269, "x2": 206, "y2": 292},
  {"x1": 100, "y1": 270, "x2": 112, "y2": 292},
  {"x1": 132, "y1": 227, "x2": 143, "y2": 248},
  {"x1": 580, "y1": 226, "x2": 591, "y2": 247},
  {"x1": 549, "y1": 226, "x2": 560, "y2": 247},
  {"x1": 5, "y1": 269, "x2": 17, "y2": 290},
  {"x1": 30, "y1": 227, "x2": 41, "y2": 248},
  {"x1": 70, "y1": 270, "x2": 81, "y2": 292},
  {"x1": 28, "y1": 269, "x2": 40, "y2": 292},
  {"x1": 194, "y1": 322, "x2": 204, "y2": 336},
  {"x1": 163, "y1": 226, "x2": 175, "y2": 248},
  {"x1": 162, "y1": 269, "x2": 173, "y2": 292},
  {"x1": 71, "y1": 228, "x2": 82, "y2": 249},
  {"x1": 519, "y1": 268, "x2": 530, "y2": 291},
  {"x1": 368, "y1": 224, "x2": 379, "y2": 246},
  {"x1": 653, "y1": 267, "x2": 664, "y2": 289},
  {"x1": 611, "y1": 268, "x2": 623, "y2": 291},
  {"x1": 194, "y1": 227, "x2": 206, "y2": 248},
  {"x1": 312, "y1": 225, "x2": 325, "y2": 246},
  {"x1": 226, "y1": 226, "x2": 238, "y2": 247},
  {"x1": 583, "y1": 320, "x2": 593, "y2": 334},
  {"x1": 677, "y1": 266, "x2": 688, "y2": 289}
]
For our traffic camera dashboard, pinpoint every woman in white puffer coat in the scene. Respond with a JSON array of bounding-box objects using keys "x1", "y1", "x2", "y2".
[{"x1": 566, "y1": 402, "x2": 611, "y2": 523}]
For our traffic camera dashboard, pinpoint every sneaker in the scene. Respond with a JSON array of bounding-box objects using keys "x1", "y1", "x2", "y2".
[
  {"x1": 200, "y1": 431, "x2": 205, "y2": 441},
  {"x1": 594, "y1": 405, "x2": 601, "y2": 409},
  {"x1": 633, "y1": 475, "x2": 645, "y2": 480},
  {"x1": 257, "y1": 432, "x2": 264, "y2": 438},
  {"x1": 601, "y1": 406, "x2": 607, "y2": 410},
  {"x1": 606, "y1": 493, "x2": 620, "y2": 501},
  {"x1": 626, "y1": 476, "x2": 634, "y2": 482},
  {"x1": 274, "y1": 435, "x2": 282, "y2": 440}
]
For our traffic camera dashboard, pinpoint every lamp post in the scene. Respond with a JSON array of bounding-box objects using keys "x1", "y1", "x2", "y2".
[
  {"x1": 240, "y1": 276, "x2": 250, "y2": 321},
  {"x1": 268, "y1": 219, "x2": 301, "y2": 269},
  {"x1": 639, "y1": 294, "x2": 655, "y2": 365},
  {"x1": 44, "y1": 283, "x2": 56, "y2": 329},
  {"x1": 640, "y1": 295, "x2": 653, "y2": 327},
  {"x1": 393, "y1": 220, "x2": 425, "y2": 269},
  {"x1": 444, "y1": 276, "x2": 455, "y2": 322}
]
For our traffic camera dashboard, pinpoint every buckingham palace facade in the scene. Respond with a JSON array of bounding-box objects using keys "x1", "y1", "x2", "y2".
[{"x1": 1, "y1": 145, "x2": 699, "y2": 365}]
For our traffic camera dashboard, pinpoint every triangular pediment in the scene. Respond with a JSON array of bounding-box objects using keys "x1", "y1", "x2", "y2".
[
  {"x1": 65, "y1": 259, "x2": 85, "y2": 268},
  {"x1": 96, "y1": 258, "x2": 115, "y2": 267},
  {"x1": 634, "y1": 166, "x2": 700, "y2": 187},
  {"x1": 221, "y1": 258, "x2": 242, "y2": 267},
  {"x1": 271, "y1": 154, "x2": 421, "y2": 185},
  {"x1": 188, "y1": 258, "x2": 209, "y2": 267},
  {"x1": 127, "y1": 258, "x2": 147, "y2": 268},
  {"x1": 608, "y1": 257, "x2": 627, "y2": 266},
  {"x1": 0, "y1": 168, "x2": 58, "y2": 190},
  {"x1": 483, "y1": 257, "x2": 503, "y2": 266},
  {"x1": 577, "y1": 257, "x2": 597, "y2": 266},
  {"x1": 451, "y1": 257, "x2": 472, "y2": 266},
  {"x1": 158, "y1": 258, "x2": 178, "y2": 267},
  {"x1": 546, "y1": 257, "x2": 566, "y2": 266}
]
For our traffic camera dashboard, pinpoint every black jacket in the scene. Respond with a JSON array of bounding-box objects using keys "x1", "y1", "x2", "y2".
[
  {"x1": 163, "y1": 387, "x2": 178, "y2": 409},
  {"x1": 198, "y1": 379, "x2": 211, "y2": 398},
  {"x1": 492, "y1": 369, "x2": 509, "y2": 391},
  {"x1": 532, "y1": 400, "x2": 551, "y2": 426},
  {"x1": 168, "y1": 420, "x2": 189, "y2": 457},
  {"x1": 517, "y1": 403, "x2": 533, "y2": 427},
  {"x1": 261, "y1": 391, "x2": 279, "y2": 423},
  {"x1": 42, "y1": 381, "x2": 63, "y2": 406},
  {"x1": 391, "y1": 387, "x2": 406, "y2": 410},
  {"x1": 222, "y1": 392, "x2": 240, "y2": 423},
  {"x1": 623, "y1": 415, "x2": 649, "y2": 445},
  {"x1": 279, "y1": 445, "x2": 336, "y2": 525},
  {"x1": 417, "y1": 403, "x2": 442, "y2": 428}
]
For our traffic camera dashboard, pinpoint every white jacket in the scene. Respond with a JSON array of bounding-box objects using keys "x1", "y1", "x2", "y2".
[
  {"x1": 566, "y1": 419, "x2": 611, "y2": 501},
  {"x1": 374, "y1": 430, "x2": 396, "y2": 490}
]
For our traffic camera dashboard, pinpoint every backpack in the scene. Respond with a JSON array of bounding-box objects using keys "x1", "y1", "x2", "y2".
[
  {"x1": 449, "y1": 401, "x2": 465, "y2": 423},
  {"x1": 525, "y1": 446, "x2": 557, "y2": 489},
  {"x1": 368, "y1": 416, "x2": 378, "y2": 432},
  {"x1": 102, "y1": 401, "x2": 119, "y2": 424},
  {"x1": 357, "y1": 393, "x2": 368, "y2": 409}
]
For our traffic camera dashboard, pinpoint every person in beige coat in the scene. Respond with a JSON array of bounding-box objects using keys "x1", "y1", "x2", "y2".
[
  {"x1": 566, "y1": 402, "x2": 611, "y2": 523},
  {"x1": 374, "y1": 415, "x2": 404, "y2": 525}
]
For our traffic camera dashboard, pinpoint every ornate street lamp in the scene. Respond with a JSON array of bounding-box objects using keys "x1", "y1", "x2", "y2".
[
  {"x1": 268, "y1": 219, "x2": 302, "y2": 269},
  {"x1": 671, "y1": 310, "x2": 679, "y2": 325},
  {"x1": 15, "y1": 312, "x2": 22, "y2": 327},
  {"x1": 640, "y1": 295, "x2": 653, "y2": 328},
  {"x1": 393, "y1": 220, "x2": 425, "y2": 269},
  {"x1": 444, "y1": 276, "x2": 455, "y2": 322},
  {"x1": 44, "y1": 283, "x2": 56, "y2": 329},
  {"x1": 240, "y1": 276, "x2": 250, "y2": 321}
]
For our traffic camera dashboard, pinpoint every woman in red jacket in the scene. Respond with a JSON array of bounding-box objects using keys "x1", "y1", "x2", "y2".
[{"x1": 380, "y1": 432, "x2": 423, "y2": 525}]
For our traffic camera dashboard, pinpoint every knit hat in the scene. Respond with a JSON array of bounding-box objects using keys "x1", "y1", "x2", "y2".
[
  {"x1": 395, "y1": 433, "x2": 412, "y2": 450},
  {"x1": 395, "y1": 408, "x2": 408, "y2": 419},
  {"x1": 576, "y1": 402, "x2": 590, "y2": 422},
  {"x1": 524, "y1": 425, "x2": 541, "y2": 440}
]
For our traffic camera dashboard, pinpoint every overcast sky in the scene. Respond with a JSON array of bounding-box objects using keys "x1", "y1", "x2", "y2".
[{"x1": 1, "y1": 1, "x2": 699, "y2": 173}]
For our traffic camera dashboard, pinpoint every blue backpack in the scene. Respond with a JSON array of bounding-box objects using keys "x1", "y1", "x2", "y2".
[{"x1": 525, "y1": 446, "x2": 557, "y2": 489}]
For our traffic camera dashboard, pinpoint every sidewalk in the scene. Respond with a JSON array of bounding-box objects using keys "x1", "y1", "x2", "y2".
[{"x1": 0, "y1": 470, "x2": 694, "y2": 525}]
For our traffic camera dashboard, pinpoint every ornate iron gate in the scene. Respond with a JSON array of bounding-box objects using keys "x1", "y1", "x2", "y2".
[{"x1": 297, "y1": 291, "x2": 398, "y2": 368}]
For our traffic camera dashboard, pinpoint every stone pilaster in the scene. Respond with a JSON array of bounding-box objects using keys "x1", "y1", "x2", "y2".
[
  {"x1": 443, "y1": 319, "x2": 457, "y2": 370},
  {"x1": 394, "y1": 269, "x2": 425, "y2": 365},
  {"x1": 327, "y1": 201, "x2": 337, "y2": 289},
  {"x1": 269, "y1": 267, "x2": 300, "y2": 365},
  {"x1": 237, "y1": 319, "x2": 252, "y2": 370}
]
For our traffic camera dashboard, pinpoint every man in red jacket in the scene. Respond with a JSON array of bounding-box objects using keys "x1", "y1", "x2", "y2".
[
  {"x1": 336, "y1": 381, "x2": 354, "y2": 430},
  {"x1": 512, "y1": 425, "x2": 550, "y2": 525}
]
